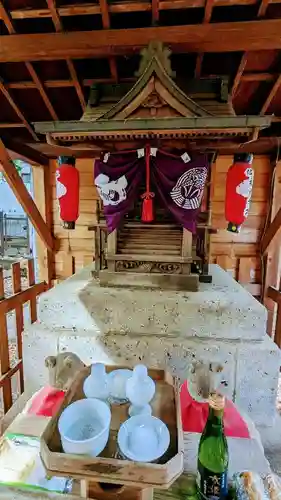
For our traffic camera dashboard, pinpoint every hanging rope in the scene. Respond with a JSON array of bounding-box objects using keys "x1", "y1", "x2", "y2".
[{"x1": 141, "y1": 145, "x2": 155, "y2": 222}]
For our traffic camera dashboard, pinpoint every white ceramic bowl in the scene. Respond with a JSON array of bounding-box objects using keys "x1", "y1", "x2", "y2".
[
  {"x1": 58, "y1": 398, "x2": 111, "y2": 457},
  {"x1": 117, "y1": 415, "x2": 170, "y2": 463}
]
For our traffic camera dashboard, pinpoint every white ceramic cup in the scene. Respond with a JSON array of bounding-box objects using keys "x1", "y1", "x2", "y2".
[{"x1": 58, "y1": 398, "x2": 111, "y2": 457}]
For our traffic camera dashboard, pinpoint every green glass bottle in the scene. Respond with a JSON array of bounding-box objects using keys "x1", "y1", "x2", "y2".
[{"x1": 197, "y1": 393, "x2": 229, "y2": 500}]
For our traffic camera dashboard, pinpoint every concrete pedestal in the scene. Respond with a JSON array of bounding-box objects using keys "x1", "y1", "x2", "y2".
[{"x1": 23, "y1": 264, "x2": 281, "y2": 426}]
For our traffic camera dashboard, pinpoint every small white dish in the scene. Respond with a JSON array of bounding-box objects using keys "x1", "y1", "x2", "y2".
[
  {"x1": 108, "y1": 369, "x2": 132, "y2": 404},
  {"x1": 117, "y1": 415, "x2": 170, "y2": 463}
]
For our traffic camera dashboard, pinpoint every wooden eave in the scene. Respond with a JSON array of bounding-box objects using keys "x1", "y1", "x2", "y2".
[{"x1": 34, "y1": 116, "x2": 272, "y2": 138}]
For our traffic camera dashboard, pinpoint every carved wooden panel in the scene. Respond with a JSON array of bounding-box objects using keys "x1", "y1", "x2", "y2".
[{"x1": 115, "y1": 260, "x2": 183, "y2": 274}]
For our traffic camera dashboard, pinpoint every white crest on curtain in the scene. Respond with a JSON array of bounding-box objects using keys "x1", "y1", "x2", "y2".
[
  {"x1": 95, "y1": 173, "x2": 128, "y2": 206},
  {"x1": 56, "y1": 171, "x2": 67, "y2": 199},
  {"x1": 170, "y1": 167, "x2": 207, "y2": 210},
  {"x1": 137, "y1": 148, "x2": 145, "y2": 158}
]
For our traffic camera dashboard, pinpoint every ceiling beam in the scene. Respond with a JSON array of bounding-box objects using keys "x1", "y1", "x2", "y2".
[
  {"x1": 66, "y1": 59, "x2": 86, "y2": 110},
  {"x1": 0, "y1": 139, "x2": 54, "y2": 251},
  {"x1": 261, "y1": 74, "x2": 281, "y2": 113},
  {"x1": 194, "y1": 0, "x2": 214, "y2": 79},
  {"x1": 25, "y1": 62, "x2": 58, "y2": 120},
  {"x1": 3, "y1": 20, "x2": 281, "y2": 61},
  {"x1": 3, "y1": 73, "x2": 276, "y2": 90},
  {"x1": 5, "y1": 0, "x2": 280, "y2": 20},
  {"x1": 0, "y1": 81, "x2": 38, "y2": 140},
  {"x1": 3, "y1": 138, "x2": 50, "y2": 166}
]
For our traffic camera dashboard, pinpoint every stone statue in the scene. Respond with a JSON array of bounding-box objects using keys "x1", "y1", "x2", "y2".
[{"x1": 45, "y1": 352, "x2": 85, "y2": 391}]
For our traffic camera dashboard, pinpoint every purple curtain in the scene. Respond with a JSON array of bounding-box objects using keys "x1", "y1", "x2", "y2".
[
  {"x1": 94, "y1": 152, "x2": 144, "y2": 233},
  {"x1": 151, "y1": 151, "x2": 209, "y2": 233}
]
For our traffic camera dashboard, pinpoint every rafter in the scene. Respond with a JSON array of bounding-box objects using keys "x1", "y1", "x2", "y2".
[
  {"x1": 152, "y1": 0, "x2": 160, "y2": 23},
  {"x1": 46, "y1": 0, "x2": 62, "y2": 31},
  {"x1": 203, "y1": 0, "x2": 215, "y2": 22},
  {"x1": 0, "y1": 0, "x2": 15, "y2": 34},
  {"x1": 0, "y1": 139, "x2": 54, "y2": 251},
  {"x1": 0, "y1": 81, "x2": 38, "y2": 140},
  {"x1": 194, "y1": 0, "x2": 214, "y2": 78},
  {"x1": 257, "y1": 0, "x2": 271, "y2": 16},
  {"x1": 3, "y1": 20, "x2": 281, "y2": 62},
  {"x1": 99, "y1": 0, "x2": 110, "y2": 28},
  {"x1": 231, "y1": 53, "x2": 248, "y2": 97},
  {"x1": 261, "y1": 74, "x2": 281, "y2": 113},
  {"x1": 66, "y1": 59, "x2": 86, "y2": 111},
  {"x1": 195, "y1": 53, "x2": 204, "y2": 78},
  {"x1": 25, "y1": 62, "x2": 58, "y2": 120}
]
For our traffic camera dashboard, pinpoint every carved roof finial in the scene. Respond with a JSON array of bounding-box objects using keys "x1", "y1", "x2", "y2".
[{"x1": 135, "y1": 41, "x2": 175, "y2": 78}]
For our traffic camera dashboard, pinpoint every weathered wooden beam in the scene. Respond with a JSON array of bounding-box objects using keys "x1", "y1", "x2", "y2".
[
  {"x1": 152, "y1": 0, "x2": 160, "y2": 23},
  {"x1": 0, "y1": 139, "x2": 54, "y2": 251},
  {"x1": 46, "y1": 0, "x2": 62, "y2": 31},
  {"x1": 0, "y1": 81, "x2": 38, "y2": 140},
  {"x1": 6, "y1": 0, "x2": 276, "y2": 20},
  {"x1": 258, "y1": 0, "x2": 271, "y2": 16},
  {"x1": 0, "y1": 1, "x2": 15, "y2": 33},
  {"x1": 3, "y1": 20, "x2": 281, "y2": 61},
  {"x1": 261, "y1": 206, "x2": 281, "y2": 255},
  {"x1": 267, "y1": 286, "x2": 281, "y2": 304},
  {"x1": 231, "y1": 53, "x2": 248, "y2": 97},
  {"x1": 3, "y1": 138, "x2": 50, "y2": 166},
  {"x1": 261, "y1": 74, "x2": 281, "y2": 114},
  {"x1": 66, "y1": 59, "x2": 86, "y2": 111},
  {"x1": 25, "y1": 62, "x2": 58, "y2": 120},
  {"x1": 99, "y1": 0, "x2": 110, "y2": 28},
  {"x1": 0, "y1": 123, "x2": 25, "y2": 128},
  {"x1": 241, "y1": 72, "x2": 276, "y2": 82},
  {"x1": 204, "y1": 0, "x2": 215, "y2": 22}
]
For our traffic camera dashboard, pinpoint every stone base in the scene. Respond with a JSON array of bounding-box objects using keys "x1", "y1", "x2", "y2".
[
  {"x1": 23, "y1": 323, "x2": 280, "y2": 427},
  {"x1": 99, "y1": 270, "x2": 199, "y2": 291}
]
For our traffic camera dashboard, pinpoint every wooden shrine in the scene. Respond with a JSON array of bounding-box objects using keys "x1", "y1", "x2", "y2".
[{"x1": 34, "y1": 43, "x2": 272, "y2": 292}]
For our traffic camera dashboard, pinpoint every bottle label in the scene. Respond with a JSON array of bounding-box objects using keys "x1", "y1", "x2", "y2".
[{"x1": 197, "y1": 461, "x2": 228, "y2": 500}]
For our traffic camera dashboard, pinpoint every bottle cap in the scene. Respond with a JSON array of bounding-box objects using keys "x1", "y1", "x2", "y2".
[
  {"x1": 208, "y1": 393, "x2": 225, "y2": 411},
  {"x1": 91, "y1": 363, "x2": 106, "y2": 376}
]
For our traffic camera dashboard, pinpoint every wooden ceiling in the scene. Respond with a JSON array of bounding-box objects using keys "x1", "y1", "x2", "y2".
[{"x1": 2, "y1": 0, "x2": 281, "y2": 157}]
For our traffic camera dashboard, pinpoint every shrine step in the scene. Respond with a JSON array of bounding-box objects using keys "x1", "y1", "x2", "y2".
[{"x1": 99, "y1": 270, "x2": 199, "y2": 291}]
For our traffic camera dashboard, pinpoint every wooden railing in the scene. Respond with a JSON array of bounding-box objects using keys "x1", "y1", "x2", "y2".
[
  {"x1": 0, "y1": 258, "x2": 46, "y2": 414},
  {"x1": 267, "y1": 286, "x2": 281, "y2": 348}
]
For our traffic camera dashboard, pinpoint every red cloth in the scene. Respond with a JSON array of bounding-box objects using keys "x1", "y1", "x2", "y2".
[
  {"x1": 180, "y1": 381, "x2": 250, "y2": 438},
  {"x1": 27, "y1": 386, "x2": 65, "y2": 417}
]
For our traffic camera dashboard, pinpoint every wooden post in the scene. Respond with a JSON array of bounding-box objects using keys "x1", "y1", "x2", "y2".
[
  {"x1": 263, "y1": 160, "x2": 281, "y2": 336},
  {"x1": 0, "y1": 140, "x2": 54, "y2": 253},
  {"x1": 32, "y1": 162, "x2": 55, "y2": 286},
  {"x1": 0, "y1": 268, "x2": 13, "y2": 412},
  {"x1": 12, "y1": 262, "x2": 24, "y2": 393},
  {"x1": 182, "y1": 228, "x2": 192, "y2": 274},
  {"x1": 107, "y1": 229, "x2": 117, "y2": 271}
]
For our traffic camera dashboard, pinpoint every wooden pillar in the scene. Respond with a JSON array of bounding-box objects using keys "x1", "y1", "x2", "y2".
[
  {"x1": 32, "y1": 162, "x2": 55, "y2": 287},
  {"x1": 263, "y1": 160, "x2": 281, "y2": 336}
]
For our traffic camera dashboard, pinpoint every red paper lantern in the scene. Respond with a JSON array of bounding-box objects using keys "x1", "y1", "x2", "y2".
[
  {"x1": 225, "y1": 153, "x2": 254, "y2": 233},
  {"x1": 56, "y1": 156, "x2": 79, "y2": 229}
]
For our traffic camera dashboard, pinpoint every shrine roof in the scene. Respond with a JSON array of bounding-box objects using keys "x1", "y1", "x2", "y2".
[{"x1": 34, "y1": 43, "x2": 271, "y2": 143}]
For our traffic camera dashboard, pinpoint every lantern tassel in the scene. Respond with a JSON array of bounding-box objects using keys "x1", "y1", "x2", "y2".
[{"x1": 141, "y1": 145, "x2": 155, "y2": 222}]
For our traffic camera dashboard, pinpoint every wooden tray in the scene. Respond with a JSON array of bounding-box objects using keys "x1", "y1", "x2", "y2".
[{"x1": 40, "y1": 366, "x2": 184, "y2": 489}]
